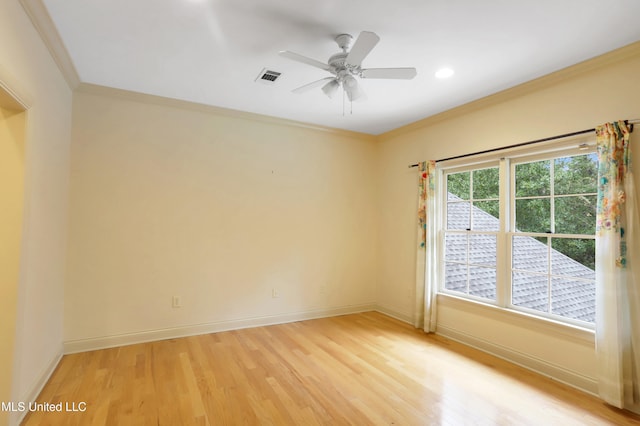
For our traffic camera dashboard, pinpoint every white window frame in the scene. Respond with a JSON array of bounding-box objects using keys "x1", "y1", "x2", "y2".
[{"x1": 437, "y1": 135, "x2": 597, "y2": 330}]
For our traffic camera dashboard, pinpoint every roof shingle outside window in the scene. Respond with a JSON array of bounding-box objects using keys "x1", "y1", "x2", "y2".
[{"x1": 446, "y1": 194, "x2": 595, "y2": 323}]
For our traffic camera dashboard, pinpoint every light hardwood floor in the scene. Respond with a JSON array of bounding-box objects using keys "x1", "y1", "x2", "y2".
[{"x1": 22, "y1": 312, "x2": 640, "y2": 425}]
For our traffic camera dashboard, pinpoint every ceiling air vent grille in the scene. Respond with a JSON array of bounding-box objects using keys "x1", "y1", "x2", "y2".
[{"x1": 256, "y1": 69, "x2": 282, "y2": 85}]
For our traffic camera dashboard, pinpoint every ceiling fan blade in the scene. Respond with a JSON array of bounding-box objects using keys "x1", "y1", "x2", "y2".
[
  {"x1": 346, "y1": 31, "x2": 380, "y2": 66},
  {"x1": 279, "y1": 51, "x2": 331, "y2": 72},
  {"x1": 292, "y1": 77, "x2": 336, "y2": 94},
  {"x1": 361, "y1": 67, "x2": 417, "y2": 79}
]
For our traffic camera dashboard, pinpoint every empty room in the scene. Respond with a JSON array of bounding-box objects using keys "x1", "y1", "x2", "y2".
[{"x1": 2, "y1": 0, "x2": 640, "y2": 424}]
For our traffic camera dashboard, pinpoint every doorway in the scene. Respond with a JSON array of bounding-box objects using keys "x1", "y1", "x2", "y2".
[{"x1": 0, "y1": 86, "x2": 27, "y2": 424}]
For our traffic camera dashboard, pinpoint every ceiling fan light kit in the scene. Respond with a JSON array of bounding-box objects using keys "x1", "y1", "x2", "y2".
[
  {"x1": 279, "y1": 31, "x2": 417, "y2": 107},
  {"x1": 321, "y1": 79, "x2": 340, "y2": 98}
]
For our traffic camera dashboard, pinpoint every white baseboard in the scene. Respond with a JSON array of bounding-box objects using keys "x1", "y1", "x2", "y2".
[
  {"x1": 10, "y1": 351, "x2": 63, "y2": 426},
  {"x1": 373, "y1": 305, "x2": 597, "y2": 395},
  {"x1": 374, "y1": 304, "x2": 413, "y2": 325},
  {"x1": 436, "y1": 324, "x2": 598, "y2": 395},
  {"x1": 64, "y1": 303, "x2": 376, "y2": 354}
]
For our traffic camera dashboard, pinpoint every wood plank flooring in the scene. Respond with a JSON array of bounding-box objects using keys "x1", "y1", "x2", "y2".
[{"x1": 22, "y1": 312, "x2": 640, "y2": 425}]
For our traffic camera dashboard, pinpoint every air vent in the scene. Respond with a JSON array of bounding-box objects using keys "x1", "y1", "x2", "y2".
[{"x1": 255, "y1": 69, "x2": 282, "y2": 85}]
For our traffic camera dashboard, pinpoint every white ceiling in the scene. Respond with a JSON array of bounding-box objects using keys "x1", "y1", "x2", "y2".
[{"x1": 41, "y1": 0, "x2": 640, "y2": 135}]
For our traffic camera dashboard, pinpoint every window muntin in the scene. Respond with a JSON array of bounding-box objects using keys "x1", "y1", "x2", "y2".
[{"x1": 440, "y1": 148, "x2": 597, "y2": 327}]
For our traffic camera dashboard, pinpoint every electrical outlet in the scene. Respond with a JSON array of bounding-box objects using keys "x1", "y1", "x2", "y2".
[
  {"x1": 319, "y1": 285, "x2": 327, "y2": 295},
  {"x1": 172, "y1": 296, "x2": 182, "y2": 308},
  {"x1": 272, "y1": 288, "x2": 280, "y2": 298}
]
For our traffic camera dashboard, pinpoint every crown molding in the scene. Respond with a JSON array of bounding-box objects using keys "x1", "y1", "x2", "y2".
[
  {"x1": 19, "y1": 0, "x2": 80, "y2": 90},
  {"x1": 380, "y1": 41, "x2": 640, "y2": 141},
  {"x1": 75, "y1": 83, "x2": 375, "y2": 141},
  {"x1": 0, "y1": 64, "x2": 33, "y2": 110}
]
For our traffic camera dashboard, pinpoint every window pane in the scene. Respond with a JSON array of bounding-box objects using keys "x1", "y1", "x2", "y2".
[
  {"x1": 473, "y1": 200, "x2": 499, "y2": 231},
  {"x1": 448, "y1": 172, "x2": 470, "y2": 200},
  {"x1": 447, "y1": 201, "x2": 470, "y2": 230},
  {"x1": 444, "y1": 263, "x2": 467, "y2": 293},
  {"x1": 555, "y1": 195, "x2": 597, "y2": 235},
  {"x1": 515, "y1": 198, "x2": 550, "y2": 232},
  {"x1": 551, "y1": 238, "x2": 595, "y2": 277},
  {"x1": 551, "y1": 277, "x2": 595, "y2": 323},
  {"x1": 469, "y1": 234, "x2": 496, "y2": 266},
  {"x1": 512, "y1": 272, "x2": 549, "y2": 313},
  {"x1": 554, "y1": 154, "x2": 597, "y2": 195},
  {"x1": 445, "y1": 234, "x2": 467, "y2": 262},
  {"x1": 473, "y1": 167, "x2": 499, "y2": 199},
  {"x1": 512, "y1": 236, "x2": 548, "y2": 273},
  {"x1": 515, "y1": 160, "x2": 550, "y2": 197},
  {"x1": 469, "y1": 266, "x2": 496, "y2": 300}
]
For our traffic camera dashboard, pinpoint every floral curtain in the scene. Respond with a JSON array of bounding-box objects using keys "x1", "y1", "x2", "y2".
[
  {"x1": 595, "y1": 121, "x2": 640, "y2": 413},
  {"x1": 415, "y1": 160, "x2": 438, "y2": 332}
]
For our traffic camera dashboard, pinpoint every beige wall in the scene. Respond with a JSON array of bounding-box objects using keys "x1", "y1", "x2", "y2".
[
  {"x1": 1, "y1": 1, "x2": 73, "y2": 423},
  {"x1": 0, "y1": 105, "x2": 25, "y2": 426},
  {"x1": 65, "y1": 88, "x2": 378, "y2": 345},
  {"x1": 376, "y1": 43, "x2": 640, "y2": 392}
]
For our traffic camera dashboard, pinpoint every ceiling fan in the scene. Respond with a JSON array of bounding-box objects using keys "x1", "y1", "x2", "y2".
[{"x1": 279, "y1": 31, "x2": 417, "y2": 102}]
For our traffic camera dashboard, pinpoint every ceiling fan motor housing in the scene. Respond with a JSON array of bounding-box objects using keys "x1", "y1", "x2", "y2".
[
  {"x1": 328, "y1": 52, "x2": 362, "y2": 78},
  {"x1": 330, "y1": 34, "x2": 362, "y2": 77}
]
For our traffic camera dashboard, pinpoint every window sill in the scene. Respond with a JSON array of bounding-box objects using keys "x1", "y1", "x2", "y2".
[{"x1": 436, "y1": 293, "x2": 595, "y2": 345}]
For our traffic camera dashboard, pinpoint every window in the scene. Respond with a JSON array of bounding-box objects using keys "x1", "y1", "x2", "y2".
[{"x1": 440, "y1": 144, "x2": 597, "y2": 327}]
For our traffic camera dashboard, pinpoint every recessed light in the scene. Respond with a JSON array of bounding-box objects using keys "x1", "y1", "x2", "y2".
[{"x1": 435, "y1": 68, "x2": 454, "y2": 79}]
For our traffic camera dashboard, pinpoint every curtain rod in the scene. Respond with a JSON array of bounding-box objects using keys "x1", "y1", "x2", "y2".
[{"x1": 408, "y1": 120, "x2": 637, "y2": 168}]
